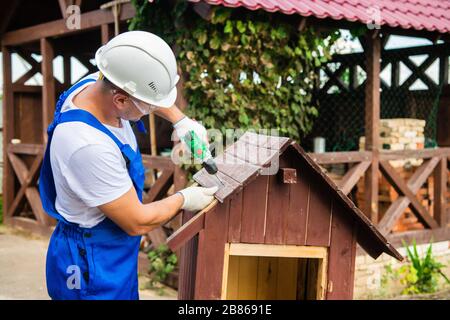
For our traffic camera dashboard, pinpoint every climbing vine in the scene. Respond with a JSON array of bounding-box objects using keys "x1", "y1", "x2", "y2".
[{"x1": 129, "y1": 0, "x2": 340, "y2": 141}]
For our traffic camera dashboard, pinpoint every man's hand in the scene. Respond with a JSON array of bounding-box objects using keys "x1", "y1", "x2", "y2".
[
  {"x1": 177, "y1": 185, "x2": 218, "y2": 211},
  {"x1": 173, "y1": 116, "x2": 209, "y2": 150}
]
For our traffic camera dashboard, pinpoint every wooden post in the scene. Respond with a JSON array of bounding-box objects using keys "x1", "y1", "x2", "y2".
[
  {"x1": 41, "y1": 38, "x2": 55, "y2": 144},
  {"x1": 433, "y1": 157, "x2": 447, "y2": 227},
  {"x1": 101, "y1": 23, "x2": 113, "y2": 45},
  {"x1": 364, "y1": 30, "x2": 381, "y2": 224},
  {"x1": 63, "y1": 54, "x2": 71, "y2": 87},
  {"x1": 2, "y1": 45, "x2": 15, "y2": 223},
  {"x1": 177, "y1": 210, "x2": 198, "y2": 300}
]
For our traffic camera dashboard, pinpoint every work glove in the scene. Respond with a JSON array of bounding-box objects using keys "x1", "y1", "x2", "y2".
[
  {"x1": 177, "y1": 186, "x2": 218, "y2": 212},
  {"x1": 173, "y1": 116, "x2": 209, "y2": 151}
]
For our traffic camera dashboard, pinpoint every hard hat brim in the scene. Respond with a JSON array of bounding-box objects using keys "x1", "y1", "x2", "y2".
[{"x1": 143, "y1": 85, "x2": 177, "y2": 108}]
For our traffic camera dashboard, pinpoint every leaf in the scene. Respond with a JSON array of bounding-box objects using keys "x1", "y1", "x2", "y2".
[
  {"x1": 224, "y1": 20, "x2": 233, "y2": 34},
  {"x1": 236, "y1": 20, "x2": 246, "y2": 33}
]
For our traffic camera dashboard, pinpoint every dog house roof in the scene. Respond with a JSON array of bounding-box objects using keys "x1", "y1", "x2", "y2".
[{"x1": 170, "y1": 132, "x2": 402, "y2": 261}]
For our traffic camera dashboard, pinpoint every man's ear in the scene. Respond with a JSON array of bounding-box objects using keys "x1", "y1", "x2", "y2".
[{"x1": 112, "y1": 92, "x2": 129, "y2": 109}]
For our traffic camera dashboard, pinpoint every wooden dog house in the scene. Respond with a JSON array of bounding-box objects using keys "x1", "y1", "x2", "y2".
[{"x1": 167, "y1": 132, "x2": 402, "y2": 300}]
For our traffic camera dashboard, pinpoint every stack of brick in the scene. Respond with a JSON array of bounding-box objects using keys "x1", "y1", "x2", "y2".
[{"x1": 359, "y1": 118, "x2": 426, "y2": 168}]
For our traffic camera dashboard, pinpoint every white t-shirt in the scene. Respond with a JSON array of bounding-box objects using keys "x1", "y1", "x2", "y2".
[{"x1": 50, "y1": 72, "x2": 137, "y2": 228}]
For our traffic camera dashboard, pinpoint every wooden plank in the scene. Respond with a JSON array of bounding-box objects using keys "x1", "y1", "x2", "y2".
[
  {"x1": 194, "y1": 200, "x2": 230, "y2": 299},
  {"x1": 378, "y1": 157, "x2": 440, "y2": 234},
  {"x1": 166, "y1": 210, "x2": 206, "y2": 252},
  {"x1": 220, "y1": 243, "x2": 231, "y2": 299},
  {"x1": 229, "y1": 243, "x2": 327, "y2": 259},
  {"x1": 143, "y1": 169, "x2": 173, "y2": 203},
  {"x1": 379, "y1": 148, "x2": 449, "y2": 160},
  {"x1": 296, "y1": 258, "x2": 308, "y2": 300},
  {"x1": 2, "y1": 4, "x2": 136, "y2": 46},
  {"x1": 177, "y1": 210, "x2": 199, "y2": 300},
  {"x1": 214, "y1": 152, "x2": 260, "y2": 185},
  {"x1": 224, "y1": 140, "x2": 279, "y2": 167},
  {"x1": 236, "y1": 256, "x2": 258, "y2": 299},
  {"x1": 285, "y1": 161, "x2": 310, "y2": 246},
  {"x1": 12, "y1": 84, "x2": 42, "y2": 93},
  {"x1": 101, "y1": 23, "x2": 113, "y2": 45},
  {"x1": 364, "y1": 30, "x2": 381, "y2": 224},
  {"x1": 225, "y1": 255, "x2": 240, "y2": 299},
  {"x1": 306, "y1": 178, "x2": 333, "y2": 247},
  {"x1": 326, "y1": 199, "x2": 357, "y2": 299},
  {"x1": 276, "y1": 257, "x2": 298, "y2": 300},
  {"x1": 256, "y1": 256, "x2": 278, "y2": 300},
  {"x1": 141, "y1": 154, "x2": 175, "y2": 171},
  {"x1": 264, "y1": 173, "x2": 290, "y2": 244},
  {"x1": 338, "y1": 161, "x2": 371, "y2": 195},
  {"x1": 7, "y1": 152, "x2": 43, "y2": 219},
  {"x1": 380, "y1": 161, "x2": 439, "y2": 229},
  {"x1": 41, "y1": 38, "x2": 55, "y2": 144},
  {"x1": 26, "y1": 187, "x2": 54, "y2": 226},
  {"x1": 317, "y1": 253, "x2": 328, "y2": 300},
  {"x1": 434, "y1": 158, "x2": 447, "y2": 227},
  {"x1": 7, "y1": 143, "x2": 44, "y2": 155},
  {"x1": 308, "y1": 151, "x2": 372, "y2": 165},
  {"x1": 166, "y1": 199, "x2": 218, "y2": 251},
  {"x1": 240, "y1": 175, "x2": 269, "y2": 243},
  {"x1": 193, "y1": 169, "x2": 242, "y2": 202},
  {"x1": 239, "y1": 131, "x2": 291, "y2": 150},
  {"x1": 227, "y1": 191, "x2": 243, "y2": 243},
  {"x1": 305, "y1": 259, "x2": 319, "y2": 300},
  {"x1": 2, "y1": 45, "x2": 15, "y2": 220},
  {"x1": 386, "y1": 227, "x2": 450, "y2": 248}
]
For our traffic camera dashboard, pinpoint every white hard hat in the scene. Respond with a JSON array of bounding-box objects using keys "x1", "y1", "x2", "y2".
[{"x1": 95, "y1": 31, "x2": 179, "y2": 108}]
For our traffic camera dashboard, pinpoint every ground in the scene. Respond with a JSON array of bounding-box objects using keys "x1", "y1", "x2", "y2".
[{"x1": 0, "y1": 224, "x2": 177, "y2": 300}]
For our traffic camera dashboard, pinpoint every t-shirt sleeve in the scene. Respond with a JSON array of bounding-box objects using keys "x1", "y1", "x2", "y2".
[{"x1": 64, "y1": 143, "x2": 133, "y2": 207}]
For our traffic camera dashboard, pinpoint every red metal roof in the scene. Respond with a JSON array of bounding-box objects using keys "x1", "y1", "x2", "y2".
[{"x1": 189, "y1": 0, "x2": 450, "y2": 34}]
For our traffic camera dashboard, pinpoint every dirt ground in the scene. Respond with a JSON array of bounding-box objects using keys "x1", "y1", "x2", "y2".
[{"x1": 0, "y1": 224, "x2": 177, "y2": 300}]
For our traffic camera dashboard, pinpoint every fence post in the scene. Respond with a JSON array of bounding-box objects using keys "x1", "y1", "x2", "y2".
[{"x1": 364, "y1": 30, "x2": 381, "y2": 224}]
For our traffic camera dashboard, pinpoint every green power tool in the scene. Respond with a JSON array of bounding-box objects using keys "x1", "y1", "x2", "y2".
[{"x1": 182, "y1": 130, "x2": 224, "y2": 187}]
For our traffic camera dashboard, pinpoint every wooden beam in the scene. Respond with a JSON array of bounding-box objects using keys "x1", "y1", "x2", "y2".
[
  {"x1": 228, "y1": 243, "x2": 328, "y2": 259},
  {"x1": 63, "y1": 54, "x2": 71, "y2": 86},
  {"x1": 101, "y1": 23, "x2": 113, "y2": 45},
  {"x1": 308, "y1": 151, "x2": 372, "y2": 165},
  {"x1": 2, "y1": 46, "x2": 15, "y2": 221},
  {"x1": 380, "y1": 161, "x2": 439, "y2": 229},
  {"x1": 378, "y1": 157, "x2": 440, "y2": 234},
  {"x1": 41, "y1": 38, "x2": 55, "y2": 144},
  {"x1": 2, "y1": 3, "x2": 135, "y2": 46},
  {"x1": 143, "y1": 169, "x2": 174, "y2": 204},
  {"x1": 338, "y1": 161, "x2": 371, "y2": 195},
  {"x1": 433, "y1": 158, "x2": 447, "y2": 227},
  {"x1": 364, "y1": 30, "x2": 381, "y2": 223},
  {"x1": 167, "y1": 209, "x2": 207, "y2": 252},
  {"x1": 380, "y1": 148, "x2": 450, "y2": 160},
  {"x1": 141, "y1": 155, "x2": 175, "y2": 171},
  {"x1": 386, "y1": 227, "x2": 450, "y2": 248},
  {"x1": 58, "y1": 0, "x2": 69, "y2": 18},
  {"x1": 7, "y1": 143, "x2": 44, "y2": 155}
]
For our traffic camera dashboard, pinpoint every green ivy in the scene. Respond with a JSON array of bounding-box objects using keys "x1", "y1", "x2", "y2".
[{"x1": 129, "y1": 1, "x2": 340, "y2": 141}]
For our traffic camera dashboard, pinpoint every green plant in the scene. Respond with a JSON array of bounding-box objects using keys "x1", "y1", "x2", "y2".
[
  {"x1": 397, "y1": 239, "x2": 449, "y2": 295},
  {"x1": 147, "y1": 244, "x2": 178, "y2": 288},
  {"x1": 129, "y1": 1, "x2": 340, "y2": 142}
]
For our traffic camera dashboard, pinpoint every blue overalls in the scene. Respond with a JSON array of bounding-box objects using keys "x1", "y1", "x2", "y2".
[{"x1": 39, "y1": 78, "x2": 146, "y2": 300}]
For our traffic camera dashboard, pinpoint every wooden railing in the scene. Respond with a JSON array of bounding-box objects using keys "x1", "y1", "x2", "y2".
[{"x1": 308, "y1": 148, "x2": 450, "y2": 241}]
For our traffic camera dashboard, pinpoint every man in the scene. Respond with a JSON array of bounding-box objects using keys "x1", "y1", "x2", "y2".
[{"x1": 39, "y1": 31, "x2": 217, "y2": 300}]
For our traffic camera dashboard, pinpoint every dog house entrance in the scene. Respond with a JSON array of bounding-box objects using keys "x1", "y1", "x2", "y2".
[{"x1": 222, "y1": 244, "x2": 328, "y2": 300}]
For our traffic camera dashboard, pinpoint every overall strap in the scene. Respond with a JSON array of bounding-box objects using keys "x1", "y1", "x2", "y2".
[
  {"x1": 54, "y1": 78, "x2": 96, "y2": 116},
  {"x1": 58, "y1": 109, "x2": 125, "y2": 149}
]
